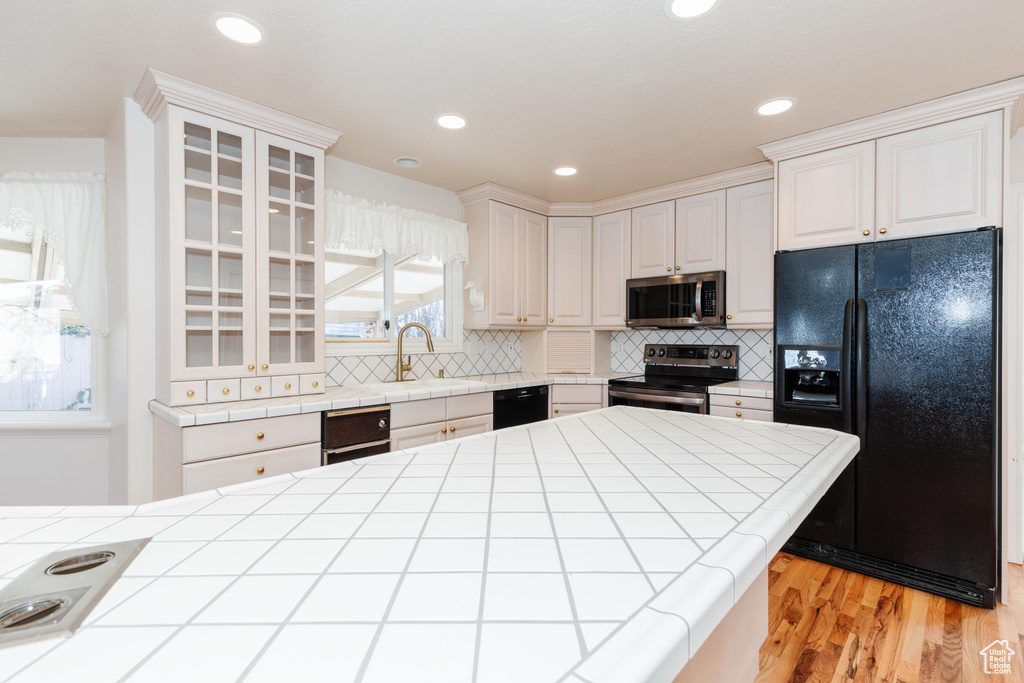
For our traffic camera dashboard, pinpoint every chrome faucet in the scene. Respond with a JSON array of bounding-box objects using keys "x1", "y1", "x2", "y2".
[{"x1": 395, "y1": 322, "x2": 434, "y2": 382}]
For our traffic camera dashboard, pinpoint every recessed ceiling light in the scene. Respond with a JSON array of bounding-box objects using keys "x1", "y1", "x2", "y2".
[
  {"x1": 393, "y1": 156, "x2": 422, "y2": 168},
  {"x1": 756, "y1": 97, "x2": 796, "y2": 116},
  {"x1": 554, "y1": 167, "x2": 578, "y2": 176},
  {"x1": 664, "y1": 0, "x2": 721, "y2": 21},
  {"x1": 435, "y1": 114, "x2": 468, "y2": 130},
  {"x1": 210, "y1": 13, "x2": 267, "y2": 46}
]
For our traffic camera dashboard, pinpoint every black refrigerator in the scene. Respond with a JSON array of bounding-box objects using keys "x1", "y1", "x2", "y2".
[{"x1": 774, "y1": 228, "x2": 1001, "y2": 607}]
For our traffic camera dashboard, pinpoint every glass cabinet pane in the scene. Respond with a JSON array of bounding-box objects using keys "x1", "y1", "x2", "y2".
[
  {"x1": 219, "y1": 331, "x2": 243, "y2": 367},
  {"x1": 217, "y1": 132, "x2": 242, "y2": 159},
  {"x1": 219, "y1": 253, "x2": 243, "y2": 291},
  {"x1": 186, "y1": 250, "x2": 212, "y2": 289},
  {"x1": 269, "y1": 169, "x2": 290, "y2": 200},
  {"x1": 185, "y1": 187, "x2": 212, "y2": 243},
  {"x1": 295, "y1": 262, "x2": 315, "y2": 296},
  {"x1": 269, "y1": 146, "x2": 290, "y2": 171},
  {"x1": 184, "y1": 123, "x2": 212, "y2": 151},
  {"x1": 296, "y1": 331, "x2": 314, "y2": 363},
  {"x1": 218, "y1": 158, "x2": 243, "y2": 190},
  {"x1": 269, "y1": 331, "x2": 290, "y2": 364},
  {"x1": 269, "y1": 259, "x2": 291, "y2": 295},
  {"x1": 186, "y1": 331, "x2": 212, "y2": 367},
  {"x1": 295, "y1": 208, "x2": 315, "y2": 255},
  {"x1": 269, "y1": 204, "x2": 290, "y2": 252},
  {"x1": 218, "y1": 193, "x2": 243, "y2": 246},
  {"x1": 295, "y1": 175, "x2": 315, "y2": 205},
  {"x1": 185, "y1": 149, "x2": 212, "y2": 184}
]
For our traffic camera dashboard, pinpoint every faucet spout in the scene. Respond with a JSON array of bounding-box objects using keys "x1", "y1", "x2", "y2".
[{"x1": 395, "y1": 323, "x2": 435, "y2": 382}]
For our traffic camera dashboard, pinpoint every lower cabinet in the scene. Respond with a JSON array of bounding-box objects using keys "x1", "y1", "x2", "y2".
[
  {"x1": 550, "y1": 384, "x2": 605, "y2": 418},
  {"x1": 390, "y1": 393, "x2": 494, "y2": 451},
  {"x1": 709, "y1": 395, "x2": 774, "y2": 422},
  {"x1": 153, "y1": 412, "x2": 322, "y2": 500}
]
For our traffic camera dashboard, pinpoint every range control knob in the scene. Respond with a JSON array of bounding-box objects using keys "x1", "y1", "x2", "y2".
[
  {"x1": 722, "y1": 350, "x2": 733, "y2": 359},
  {"x1": 710, "y1": 349, "x2": 721, "y2": 359},
  {"x1": 657, "y1": 349, "x2": 666, "y2": 357},
  {"x1": 647, "y1": 348, "x2": 656, "y2": 357}
]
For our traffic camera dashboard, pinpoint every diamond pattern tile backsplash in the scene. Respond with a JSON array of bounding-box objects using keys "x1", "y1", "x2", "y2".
[
  {"x1": 325, "y1": 330, "x2": 521, "y2": 386},
  {"x1": 610, "y1": 328, "x2": 774, "y2": 382}
]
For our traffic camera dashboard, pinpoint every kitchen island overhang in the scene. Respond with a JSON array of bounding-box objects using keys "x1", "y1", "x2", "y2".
[{"x1": 0, "y1": 406, "x2": 858, "y2": 683}]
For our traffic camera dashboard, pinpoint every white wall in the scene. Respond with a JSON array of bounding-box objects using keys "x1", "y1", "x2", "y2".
[
  {"x1": 0, "y1": 137, "x2": 110, "y2": 505},
  {"x1": 326, "y1": 157, "x2": 463, "y2": 220}
]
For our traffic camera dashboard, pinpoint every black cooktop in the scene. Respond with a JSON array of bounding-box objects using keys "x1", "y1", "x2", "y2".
[
  {"x1": 608, "y1": 374, "x2": 731, "y2": 393},
  {"x1": 610, "y1": 343, "x2": 740, "y2": 394}
]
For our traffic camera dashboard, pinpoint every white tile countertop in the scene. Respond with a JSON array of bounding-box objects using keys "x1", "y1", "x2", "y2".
[
  {"x1": 150, "y1": 373, "x2": 634, "y2": 427},
  {"x1": 707, "y1": 380, "x2": 774, "y2": 398},
  {"x1": 0, "y1": 407, "x2": 858, "y2": 683}
]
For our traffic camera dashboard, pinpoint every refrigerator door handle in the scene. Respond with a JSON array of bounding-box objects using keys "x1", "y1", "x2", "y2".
[
  {"x1": 841, "y1": 299, "x2": 855, "y2": 434},
  {"x1": 855, "y1": 298, "x2": 868, "y2": 444}
]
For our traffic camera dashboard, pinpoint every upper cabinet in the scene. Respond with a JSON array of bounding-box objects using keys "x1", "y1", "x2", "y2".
[
  {"x1": 463, "y1": 199, "x2": 547, "y2": 329},
  {"x1": 675, "y1": 190, "x2": 726, "y2": 273},
  {"x1": 726, "y1": 180, "x2": 774, "y2": 328},
  {"x1": 548, "y1": 217, "x2": 593, "y2": 326},
  {"x1": 592, "y1": 210, "x2": 631, "y2": 329},
  {"x1": 777, "y1": 141, "x2": 876, "y2": 252},
  {"x1": 876, "y1": 111, "x2": 1002, "y2": 240},
  {"x1": 630, "y1": 201, "x2": 675, "y2": 277}
]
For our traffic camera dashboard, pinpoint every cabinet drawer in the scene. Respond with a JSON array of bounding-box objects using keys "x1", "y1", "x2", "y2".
[
  {"x1": 391, "y1": 398, "x2": 447, "y2": 429},
  {"x1": 301, "y1": 374, "x2": 325, "y2": 394},
  {"x1": 182, "y1": 443, "x2": 321, "y2": 495},
  {"x1": 710, "y1": 395, "x2": 773, "y2": 411},
  {"x1": 552, "y1": 403, "x2": 601, "y2": 418},
  {"x1": 551, "y1": 384, "x2": 604, "y2": 404},
  {"x1": 447, "y1": 393, "x2": 493, "y2": 420},
  {"x1": 207, "y1": 379, "x2": 240, "y2": 403},
  {"x1": 241, "y1": 377, "x2": 270, "y2": 401},
  {"x1": 272, "y1": 375, "x2": 299, "y2": 397},
  {"x1": 183, "y1": 412, "x2": 320, "y2": 463},
  {"x1": 710, "y1": 406, "x2": 774, "y2": 422},
  {"x1": 170, "y1": 381, "x2": 207, "y2": 406}
]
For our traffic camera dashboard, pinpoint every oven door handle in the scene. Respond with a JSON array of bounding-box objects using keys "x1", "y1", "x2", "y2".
[
  {"x1": 322, "y1": 438, "x2": 392, "y2": 455},
  {"x1": 608, "y1": 390, "x2": 706, "y2": 406},
  {"x1": 693, "y1": 279, "x2": 704, "y2": 323}
]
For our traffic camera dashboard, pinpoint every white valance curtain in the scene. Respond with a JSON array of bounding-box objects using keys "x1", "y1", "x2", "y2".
[
  {"x1": 325, "y1": 190, "x2": 469, "y2": 265},
  {"x1": 0, "y1": 172, "x2": 108, "y2": 335}
]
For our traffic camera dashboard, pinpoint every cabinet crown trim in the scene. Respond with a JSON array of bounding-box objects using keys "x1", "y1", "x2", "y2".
[
  {"x1": 457, "y1": 162, "x2": 773, "y2": 217},
  {"x1": 133, "y1": 68, "x2": 343, "y2": 150},
  {"x1": 759, "y1": 75, "x2": 1024, "y2": 162}
]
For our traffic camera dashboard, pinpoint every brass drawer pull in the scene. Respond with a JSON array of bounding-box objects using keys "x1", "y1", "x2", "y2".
[
  {"x1": 255, "y1": 385, "x2": 262, "y2": 392},
  {"x1": 256, "y1": 466, "x2": 265, "y2": 475},
  {"x1": 554, "y1": 408, "x2": 559, "y2": 414},
  {"x1": 248, "y1": 364, "x2": 255, "y2": 371},
  {"x1": 862, "y1": 229, "x2": 870, "y2": 236},
  {"x1": 441, "y1": 427, "x2": 448, "y2": 434},
  {"x1": 879, "y1": 227, "x2": 888, "y2": 234},
  {"x1": 186, "y1": 390, "x2": 195, "y2": 397},
  {"x1": 222, "y1": 388, "x2": 230, "y2": 395},
  {"x1": 257, "y1": 432, "x2": 264, "y2": 440},
  {"x1": 735, "y1": 400, "x2": 741, "y2": 406},
  {"x1": 736, "y1": 411, "x2": 742, "y2": 417},
  {"x1": 450, "y1": 426, "x2": 456, "y2": 433},
  {"x1": 312, "y1": 381, "x2": 319, "y2": 388},
  {"x1": 285, "y1": 383, "x2": 292, "y2": 390},
  {"x1": 262, "y1": 364, "x2": 269, "y2": 370}
]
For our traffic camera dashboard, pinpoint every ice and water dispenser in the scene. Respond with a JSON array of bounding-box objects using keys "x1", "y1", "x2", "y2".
[{"x1": 777, "y1": 346, "x2": 843, "y2": 408}]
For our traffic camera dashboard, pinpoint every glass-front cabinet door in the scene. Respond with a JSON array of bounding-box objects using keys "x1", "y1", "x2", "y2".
[
  {"x1": 171, "y1": 108, "x2": 257, "y2": 380},
  {"x1": 256, "y1": 131, "x2": 325, "y2": 376}
]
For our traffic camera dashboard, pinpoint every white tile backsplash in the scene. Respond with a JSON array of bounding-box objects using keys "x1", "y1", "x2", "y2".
[
  {"x1": 610, "y1": 328, "x2": 774, "y2": 382},
  {"x1": 325, "y1": 330, "x2": 521, "y2": 386}
]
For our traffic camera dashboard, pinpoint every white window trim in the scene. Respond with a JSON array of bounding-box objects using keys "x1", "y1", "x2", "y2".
[{"x1": 326, "y1": 262, "x2": 464, "y2": 357}]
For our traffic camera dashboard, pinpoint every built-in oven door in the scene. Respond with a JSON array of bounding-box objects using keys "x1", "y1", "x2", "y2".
[{"x1": 607, "y1": 386, "x2": 708, "y2": 414}]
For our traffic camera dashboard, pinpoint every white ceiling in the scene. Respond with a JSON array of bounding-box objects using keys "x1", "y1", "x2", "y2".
[{"x1": 3, "y1": 0, "x2": 1024, "y2": 202}]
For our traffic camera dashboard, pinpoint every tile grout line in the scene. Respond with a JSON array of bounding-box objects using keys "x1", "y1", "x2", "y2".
[{"x1": 470, "y1": 435, "x2": 499, "y2": 683}]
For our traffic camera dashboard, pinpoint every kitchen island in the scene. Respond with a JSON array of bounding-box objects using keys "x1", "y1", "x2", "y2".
[{"x1": 0, "y1": 407, "x2": 858, "y2": 683}]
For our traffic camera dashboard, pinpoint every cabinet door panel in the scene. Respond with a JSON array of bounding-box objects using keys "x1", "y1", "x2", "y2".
[
  {"x1": 777, "y1": 141, "x2": 875, "y2": 250},
  {"x1": 548, "y1": 217, "x2": 592, "y2": 326},
  {"x1": 182, "y1": 443, "x2": 321, "y2": 495},
  {"x1": 391, "y1": 422, "x2": 447, "y2": 450},
  {"x1": 877, "y1": 111, "x2": 1002, "y2": 240},
  {"x1": 489, "y1": 201, "x2": 521, "y2": 326},
  {"x1": 630, "y1": 201, "x2": 675, "y2": 278},
  {"x1": 520, "y1": 209, "x2": 547, "y2": 326},
  {"x1": 592, "y1": 211, "x2": 631, "y2": 328},
  {"x1": 726, "y1": 180, "x2": 774, "y2": 328},
  {"x1": 446, "y1": 415, "x2": 493, "y2": 439},
  {"x1": 675, "y1": 190, "x2": 726, "y2": 273}
]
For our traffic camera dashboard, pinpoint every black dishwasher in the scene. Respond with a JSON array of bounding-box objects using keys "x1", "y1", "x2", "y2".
[{"x1": 492, "y1": 386, "x2": 549, "y2": 430}]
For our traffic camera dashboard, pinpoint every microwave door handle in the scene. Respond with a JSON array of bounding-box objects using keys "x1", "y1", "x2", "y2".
[{"x1": 693, "y1": 279, "x2": 703, "y2": 323}]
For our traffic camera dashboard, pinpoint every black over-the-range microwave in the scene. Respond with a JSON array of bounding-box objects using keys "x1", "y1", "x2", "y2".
[{"x1": 625, "y1": 270, "x2": 726, "y2": 328}]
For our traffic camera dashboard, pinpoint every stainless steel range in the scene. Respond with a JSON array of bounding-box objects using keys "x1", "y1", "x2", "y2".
[{"x1": 608, "y1": 344, "x2": 738, "y2": 414}]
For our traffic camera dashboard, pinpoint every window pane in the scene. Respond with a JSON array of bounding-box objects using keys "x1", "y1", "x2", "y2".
[
  {"x1": 393, "y1": 257, "x2": 445, "y2": 338},
  {"x1": 0, "y1": 230, "x2": 91, "y2": 411},
  {"x1": 325, "y1": 247, "x2": 387, "y2": 340}
]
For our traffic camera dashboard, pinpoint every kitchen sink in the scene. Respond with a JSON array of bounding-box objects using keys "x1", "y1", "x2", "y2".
[{"x1": 361, "y1": 377, "x2": 485, "y2": 393}]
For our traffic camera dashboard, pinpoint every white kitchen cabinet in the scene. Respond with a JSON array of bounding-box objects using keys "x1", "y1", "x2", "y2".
[
  {"x1": 710, "y1": 393, "x2": 773, "y2": 421},
  {"x1": 182, "y1": 443, "x2": 321, "y2": 495},
  {"x1": 777, "y1": 141, "x2": 875, "y2": 251},
  {"x1": 876, "y1": 111, "x2": 1002, "y2": 240},
  {"x1": 675, "y1": 190, "x2": 726, "y2": 273},
  {"x1": 391, "y1": 422, "x2": 448, "y2": 450},
  {"x1": 389, "y1": 393, "x2": 494, "y2": 449},
  {"x1": 725, "y1": 180, "x2": 774, "y2": 328},
  {"x1": 464, "y1": 200, "x2": 547, "y2": 329},
  {"x1": 592, "y1": 210, "x2": 631, "y2": 329},
  {"x1": 447, "y1": 414, "x2": 493, "y2": 439},
  {"x1": 550, "y1": 384, "x2": 604, "y2": 418},
  {"x1": 630, "y1": 201, "x2": 675, "y2": 278},
  {"x1": 548, "y1": 217, "x2": 593, "y2": 326}
]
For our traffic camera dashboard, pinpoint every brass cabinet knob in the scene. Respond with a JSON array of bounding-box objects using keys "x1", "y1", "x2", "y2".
[
  {"x1": 441, "y1": 427, "x2": 448, "y2": 434},
  {"x1": 736, "y1": 411, "x2": 742, "y2": 417},
  {"x1": 675, "y1": 266, "x2": 680, "y2": 270},
  {"x1": 554, "y1": 408, "x2": 559, "y2": 414},
  {"x1": 248, "y1": 364, "x2": 255, "y2": 371},
  {"x1": 879, "y1": 227, "x2": 887, "y2": 234},
  {"x1": 256, "y1": 466, "x2": 265, "y2": 475},
  {"x1": 523, "y1": 317, "x2": 528, "y2": 322},
  {"x1": 255, "y1": 385, "x2": 262, "y2": 392},
  {"x1": 262, "y1": 364, "x2": 269, "y2": 370},
  {"x1": 735, "y1": 400, "x2": 742, "y2": 406},
  {"x1": 517, "y1": 317, "x2": 522, "y2": 322},
  {"x1": 623, "y1": 317, "x2": 626, "y2": 322},
  {"x1": 726, "y1": 314, "x2": 733, "y2": 320},
  {"x1": 285, "y1": 383, "x2": 292, "y2": 390},
  {"x1": 222, "y1": 388, "x2": 230, "y2": 394},
  {"x1": 666, "y1": 267, "x2": 671, "y2": 271},
  {"x1": 257, "y1": 432, "x2": 264, "y2": 440},
  {"x1": 862, "y1": 230, "x2": 870, "y2": 236},
  {"x1": 312, "y1": 381, "x2": 319, "y2": 388},
  {"x1": 549, "y1": 318, "x2": 554, "y2": 323},
  {"x1": 450, "y1": 426, "x2": 456, "y2": 433},
  {"x1": 186, "y1": 390, "x2": 195, "y2": 397}
]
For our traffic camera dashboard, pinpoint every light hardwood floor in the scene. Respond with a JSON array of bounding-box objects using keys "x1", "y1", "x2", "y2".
[{"x1": 755, "y1": 553, "x2": 1024, "y2": 683}]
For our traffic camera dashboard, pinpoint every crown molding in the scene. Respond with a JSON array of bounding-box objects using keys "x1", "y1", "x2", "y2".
[
  {"x1": 759, "y1": 75, "x2": 1024, "y2": 162},
  {"x1": 1011, "y1": 92, "x2": 1024, "y2": 138},
  {"x1": 133, "y1": 69, "x2": 343, "y2": 150},
  {"x1": 458, "y1": 163, "x2": 774, "y2": 218}
]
